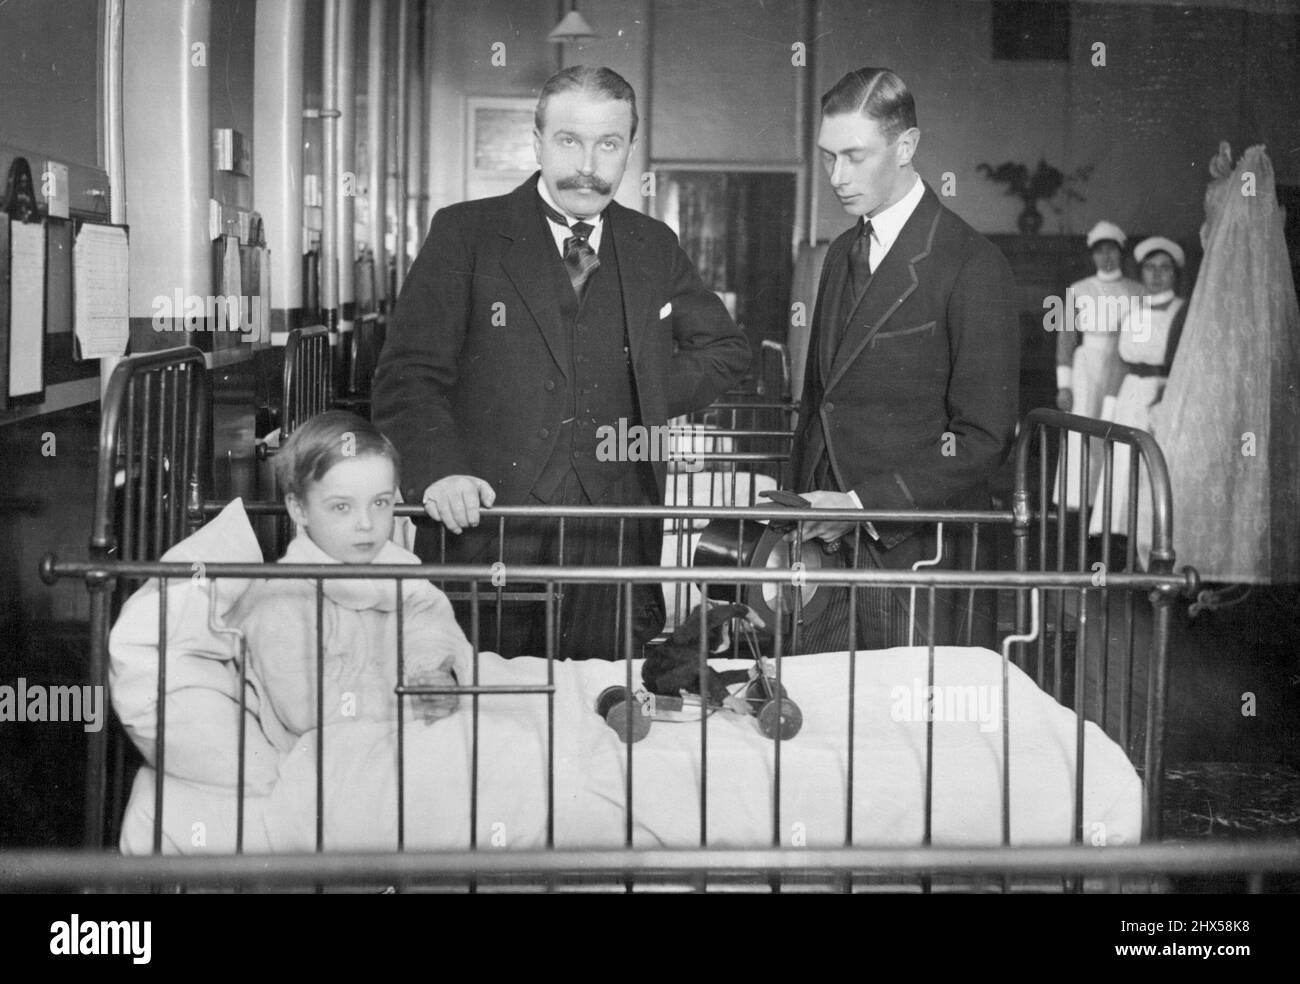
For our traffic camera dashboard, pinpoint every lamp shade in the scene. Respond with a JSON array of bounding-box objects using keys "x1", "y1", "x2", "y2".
[{"x1": 548, "y1": 9, "x2": 597, "y2": 43}]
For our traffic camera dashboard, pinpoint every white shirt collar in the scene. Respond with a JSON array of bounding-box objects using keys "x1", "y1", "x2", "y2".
[
  {"x1": 538, "y1": 177, "x2": 604, "y2": 256},
  {"x1": 1096, "y1": 267, "x2": 1124, "y2": 282},
  {"x1": 862, "y1": 175, "x2": 924, "y2": 268}
]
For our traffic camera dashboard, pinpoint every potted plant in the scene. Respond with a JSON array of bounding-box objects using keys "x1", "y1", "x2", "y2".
[{"x1": 976, "y1": 158, "x2": 1092, "y2": 234}]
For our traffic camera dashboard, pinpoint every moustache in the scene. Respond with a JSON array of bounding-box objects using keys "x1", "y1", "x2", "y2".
[{"x1": 557, "y1": 175, "x2": 613, "y2": 195}]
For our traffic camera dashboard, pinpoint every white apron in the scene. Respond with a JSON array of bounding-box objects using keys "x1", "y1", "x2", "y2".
[
  {"x1": 1054, "y1": 272, "x2": 1139, "y2": 510},
  {"x1": 1089, "y1": 292, "x2": 1186, "y2": 562}
]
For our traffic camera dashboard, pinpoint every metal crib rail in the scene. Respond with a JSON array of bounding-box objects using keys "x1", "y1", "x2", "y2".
[
  {"x1": 281, "y1": 324, "x2": 332, "y2": 438},
  {"x1": 86, "y1": 347, "x2": 211, "y2": 850},
  {"x1": 43, "y1": 544, "x2": 1194, "y2": 867},
  {"x1": 6, "y1": 842, "x2": 1298, "y2": 892},
  {"x1": 1013, "y1": 409, "x2": 1185, "y2": 841}
]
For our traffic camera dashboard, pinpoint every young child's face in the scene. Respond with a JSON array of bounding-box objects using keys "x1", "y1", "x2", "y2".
[{"x1": 287, "y1": 453, "x2": 396, "y2": 564}]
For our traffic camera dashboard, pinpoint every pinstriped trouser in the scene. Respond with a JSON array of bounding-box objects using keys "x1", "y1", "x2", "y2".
[
  {"x1": 799, "y1": 452, "x2": 925, "y2": 651},
  {"x1": 794, "y1": 525, "x2": 992, "y2": 654},
  {"x1": 796, "y1": 533, "x2": 929, "y2": 653}
]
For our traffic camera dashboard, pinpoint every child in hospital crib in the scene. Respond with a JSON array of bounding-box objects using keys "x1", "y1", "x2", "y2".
[{"x1": 229, "y1": 410, "x2": 472, "y2": 752}]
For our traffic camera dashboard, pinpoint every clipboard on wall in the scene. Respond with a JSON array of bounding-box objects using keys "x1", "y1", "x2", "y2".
[
  {"x1": 3, "y1": 156, "x2": 47, "y2": 405},
  {"x1": 5, "y1": 216, "x2": 47, "y2": 406},
  {"x1": 3, "y1": 154, "x2": 47, "y2": 408}
]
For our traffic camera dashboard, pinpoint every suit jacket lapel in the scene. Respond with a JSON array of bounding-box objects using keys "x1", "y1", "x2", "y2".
[
  {"x1": 817, "y1": 234, "x2": 851, "y2": 383},
  {"x1": 826, "y1": 187, "x2": 942, "y2": 392},
  {"x1": 499, "y1": 175, "x2": 570, "y2": 378},
  {"x1": 606, "y1": 203, "x2": 654, "y2": 363}
]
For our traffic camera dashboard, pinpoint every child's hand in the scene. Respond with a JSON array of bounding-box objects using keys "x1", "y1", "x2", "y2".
[{"x1": 409, "y1": 670, "x2": 460, "y2": 723}]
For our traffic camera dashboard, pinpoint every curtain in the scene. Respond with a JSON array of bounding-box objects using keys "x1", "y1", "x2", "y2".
[{"x1": 1151, "y1": 144, "x2": 1300, "y2": 583}]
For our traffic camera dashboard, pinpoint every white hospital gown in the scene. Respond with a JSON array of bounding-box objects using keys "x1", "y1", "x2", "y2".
[{"x1": 230, "y1": 534, "x2": 473, "y2": 750}]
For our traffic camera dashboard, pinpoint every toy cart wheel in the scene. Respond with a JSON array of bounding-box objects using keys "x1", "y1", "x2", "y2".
[
  {"x1": 596, "y1": 685, "x2": 630, "y2": 719},
  {"x1": 744, "y1": 675, "x2": 788, "y2": 704},
  {"x1": 756, "y1": 698, "x2": 802, "y2": 740},
  {"x1": 604, "y1": 698, "x2": 652, "y2": 744}
]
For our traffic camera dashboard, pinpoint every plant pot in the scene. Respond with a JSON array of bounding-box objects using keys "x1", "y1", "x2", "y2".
[{"x1": 1017, "y1": 200, "x2": 1044, "y2": 235}]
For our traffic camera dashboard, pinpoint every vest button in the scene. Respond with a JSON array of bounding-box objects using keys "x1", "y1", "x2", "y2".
[
  {"x1": 544, "y1": 379, "x2": 556, "y2": 391},
  {"x1": 824, "y1": 401, "x2": 835, "y2": 412},
  {"x1": 538, "y1": 427, "x2": 550, "y2": 439}
]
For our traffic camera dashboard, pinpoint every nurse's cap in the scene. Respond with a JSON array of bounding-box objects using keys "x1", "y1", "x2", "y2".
[
  {"x1": 1134, "y1": 235, "x2": 1185, "y2": 268},
  {"x1": 1086, "y1": 220, "x2": 1127, "y2": 248}
]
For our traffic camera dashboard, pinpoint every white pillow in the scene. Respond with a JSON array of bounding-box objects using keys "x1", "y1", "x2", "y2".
[{"x1": 109, "y1": 499, "x2": 285, "y2": 794}]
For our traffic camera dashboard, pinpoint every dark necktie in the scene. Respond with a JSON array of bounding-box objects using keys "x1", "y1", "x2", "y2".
[
  {"x1": 539, "y1": 197, "x2": 601, "y2": 297},
  {"x1": 848, "y1": 219, "x2": 874, "y2": 299},
  {"x1": 564, "y1": 222, "x2": 600, "y2": 297},
  {"x1": 831, "y1": 218, "x2": 874, "y2": 350}
]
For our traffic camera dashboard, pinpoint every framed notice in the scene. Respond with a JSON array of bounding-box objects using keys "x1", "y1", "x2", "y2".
[{"x1": 465, "y1": 97, "x2": 537, "y2": 201}]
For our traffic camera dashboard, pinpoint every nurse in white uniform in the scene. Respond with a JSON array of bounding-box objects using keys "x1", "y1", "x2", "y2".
[
  {"x1": 1090, "y1": 236, "x2": 1189, "y2": 563},
  {"x1": 1055, "y1": 221, "x2": 1142, "y2": 510}
]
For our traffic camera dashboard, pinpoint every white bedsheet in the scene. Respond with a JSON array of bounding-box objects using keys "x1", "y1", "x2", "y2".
[{"x1": 120, "y1": 647, "x2": 1142, "y2": 854}]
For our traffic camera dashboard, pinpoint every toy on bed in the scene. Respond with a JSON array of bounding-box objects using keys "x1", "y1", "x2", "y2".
[{"x1": 597, "y1": 602, "x2": 802, "y2": 743}]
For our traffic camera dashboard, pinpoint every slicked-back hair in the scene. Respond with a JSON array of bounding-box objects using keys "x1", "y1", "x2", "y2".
[
  {"x1": 821, "y1": 67, "x2": 917, "y2": 143},
  {"x1": 535, "y1": 65, "x2": 639, "y2": 140},
  {"x1": 276, "y1": 410, "x2": 401, "y2": 501}
]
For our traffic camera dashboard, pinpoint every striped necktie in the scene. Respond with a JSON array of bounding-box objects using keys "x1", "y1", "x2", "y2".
[
  {"x1": 539, "y1": 197, "x2": 601, "y2": 297},
  {"x1": 564, "y1": 222, "x2": 600, "y2": 297}
]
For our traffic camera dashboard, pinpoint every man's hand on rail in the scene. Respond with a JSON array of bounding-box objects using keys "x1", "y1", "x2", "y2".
[
  {"x1": 791, "y1": 490, "x2": 860, "y2": 545},
  {"x1": 1056, "y1": 388, "x2": 1073, "y2": 412},
  {"x1": 421, "y1": 475, "x2": 496, "y2": 534}
]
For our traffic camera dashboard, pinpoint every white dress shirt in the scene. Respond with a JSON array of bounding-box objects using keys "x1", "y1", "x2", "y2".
[{"x1": 863, "y1": 174, "x2": 925, "y2": 273}]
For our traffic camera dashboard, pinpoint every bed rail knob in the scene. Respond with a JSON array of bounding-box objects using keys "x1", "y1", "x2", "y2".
[{"x1": 38, "y1": 553, "x2": 59, "y2": 585}]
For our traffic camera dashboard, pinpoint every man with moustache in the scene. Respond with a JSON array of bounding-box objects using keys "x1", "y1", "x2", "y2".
[
  {"x1": 792, "y1": 67, "x2": 1020, "y2": 651},
  {"x1": 372, "y1": 65, "x2": 749, "y2": 660}
]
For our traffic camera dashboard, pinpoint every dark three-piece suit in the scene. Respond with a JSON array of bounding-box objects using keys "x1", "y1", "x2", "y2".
[
  {"x1": 372, "y1": 173, "x2": 749, "y2": 658},
  {"x1": 793, "y1": 183, "x2": 1021, "y2": 651}
]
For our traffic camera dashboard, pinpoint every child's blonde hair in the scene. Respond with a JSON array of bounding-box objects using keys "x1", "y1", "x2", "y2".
[{"x1": 275, "y1": 410, "x2": 401, "y2": 500}]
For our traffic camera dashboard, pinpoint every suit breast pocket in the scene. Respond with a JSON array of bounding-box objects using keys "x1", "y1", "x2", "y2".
[{"x1": 870, "y1": 320, "x2": 937, "y2": 346}]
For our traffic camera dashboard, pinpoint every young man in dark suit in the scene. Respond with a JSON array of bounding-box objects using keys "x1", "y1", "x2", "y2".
[
  {"x1": 792, "y1": 67, "x2": 1020, "y2": 651},
  {"x1": 372, "y1": 66, "x2": 749, "y2": 660}
]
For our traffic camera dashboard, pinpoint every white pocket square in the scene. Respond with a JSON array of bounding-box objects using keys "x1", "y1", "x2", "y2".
[{"x1": 659, "y1": 302, "x2": 672, "y2": 319}]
